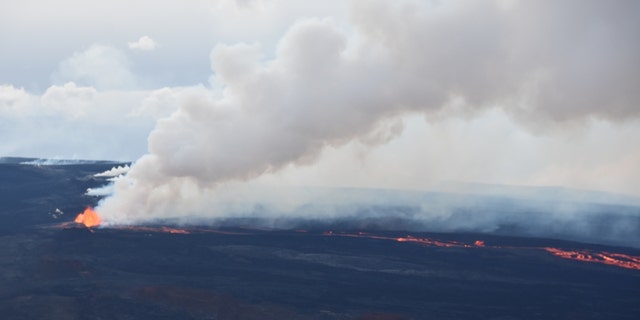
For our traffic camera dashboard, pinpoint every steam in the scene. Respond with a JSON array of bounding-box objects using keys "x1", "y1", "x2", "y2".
[
  {"x1": 94, "y1": 165, "x2": 131, "y2": 178},
  {"x1": 98, "y1": 1, "x2": 640, "y2": 242},
  {"x1": 86, "y1": 185, "x2": 115, "y2": 197}
]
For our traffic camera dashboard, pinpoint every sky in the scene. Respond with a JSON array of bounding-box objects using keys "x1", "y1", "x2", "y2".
[{"x1": 1, "y1": 0, "x2": 639, "y2": 218}]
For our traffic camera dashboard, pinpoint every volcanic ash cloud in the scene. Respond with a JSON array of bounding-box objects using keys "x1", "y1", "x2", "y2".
[{"x1": 97, "y1": 0, "x2": 640, "y2": 225}]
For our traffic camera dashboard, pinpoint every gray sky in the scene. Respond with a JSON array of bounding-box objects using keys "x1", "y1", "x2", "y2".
[{"x1": 1, "y1": 0, "x2": 639, "y2": 215}]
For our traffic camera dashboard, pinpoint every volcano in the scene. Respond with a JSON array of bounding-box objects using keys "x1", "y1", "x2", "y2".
[{"x1": 0, "y1": 157, "x2": 639, "y2": 319}]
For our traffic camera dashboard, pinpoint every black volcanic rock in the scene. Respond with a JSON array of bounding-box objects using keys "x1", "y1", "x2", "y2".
[
  {"x1": 0, "y1": 159, "x2": 124, "y2": 232},
  {"x1": 0, "y1": 160, "x2": 639, "y2": 319}
]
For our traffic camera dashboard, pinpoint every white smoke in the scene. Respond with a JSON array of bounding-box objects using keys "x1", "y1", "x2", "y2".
[
  {"x1": 86, "y1": 185, "x2": 115, "y2": 197},
  {"x1": 95, "y1": 165, "x2": 131, "y2": 178},
  {"x1": 98, "y1": 0, "x2": 640, "y2": 227}
]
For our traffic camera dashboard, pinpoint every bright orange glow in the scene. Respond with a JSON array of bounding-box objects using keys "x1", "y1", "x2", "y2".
[
  {"x1": 396, "y1": 236, "x2": 467, "y2": 247},
  {"x1": 545, "y1": 247, "x2": 640, "y2": 271},
  {"x1": 326, "y1": 231, "x2": 473, "y2": 248},
  {"x1": 323, "y1": 231, "x2": 640, "y2": 271},
  {"x1": 60, "y1": 216, "x2": 640, "y2": 272},
  {"x1": 160, "y1": 226, "x2": 190, "y2": 234},
  {"x1": 74, "y1": 207, "x2": 101, "y2": 228}
]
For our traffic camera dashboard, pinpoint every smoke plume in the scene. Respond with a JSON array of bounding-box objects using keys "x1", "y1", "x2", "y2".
[{"x1": 98, "y1": 0, "x2": 640, "y2": 238}]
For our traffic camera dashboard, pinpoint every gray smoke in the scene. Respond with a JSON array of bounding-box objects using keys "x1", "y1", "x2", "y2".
[{"x1": 98, "y1": 0, "x2": 640, "y2": 236}]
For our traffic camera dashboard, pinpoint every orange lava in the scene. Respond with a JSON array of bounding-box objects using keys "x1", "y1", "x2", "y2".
[
  {"x1": 545, "y1": 248, "x2": 640, "y2": 271},
  {"x1": 74, "y1": 207, "x2": 101, "y2": 228},
  {"x1": 323, "y1": 231, "x2": 640, "y2": 271},
  {"x1": 326, "y1": 231, "x2": 474, "y2": 248},
  {"x1": 160, "y1": 226, "x2": 190, "y2": 234},
  {"x1": 396, "y1": 236, "x2": 468, "y2": 247}
]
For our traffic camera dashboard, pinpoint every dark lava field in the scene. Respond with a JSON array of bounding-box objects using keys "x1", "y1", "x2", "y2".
[{"x1": 0, "y1": 158, "x2": 639, "y2": 319}]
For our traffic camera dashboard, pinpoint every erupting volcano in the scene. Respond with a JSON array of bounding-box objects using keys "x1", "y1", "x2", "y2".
[
  {"x1": 74, "y1": 207, "x2": 102, "y2": 228},
  {"x1": 4, "y1": 160, "x2": 638, "y2": 319}
]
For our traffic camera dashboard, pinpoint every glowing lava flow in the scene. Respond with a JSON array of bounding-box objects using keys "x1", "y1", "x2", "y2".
[
  {"x1": 396, "y1": 235, "x2": 474, "y2": 247},
  {"x1": 324, "y1": 231, "x2": 482, "y2": 248},
  {"x1": 323, "y1": 231, "x2": 640, "y2": 271},
  {"x1": 545, "y1": 248, "x2": 640, "y2": 271},
  {"x1": 74, "y1": 207, "x2": 101, "y2": 228},
  {"x1": 63, "y1": 214, "x2": 640, "y2": 272}
]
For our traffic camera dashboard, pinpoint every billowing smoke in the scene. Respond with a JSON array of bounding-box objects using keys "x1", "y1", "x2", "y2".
[{"x1": 97, "y1": 0, "x2": 640, "y2": 244}]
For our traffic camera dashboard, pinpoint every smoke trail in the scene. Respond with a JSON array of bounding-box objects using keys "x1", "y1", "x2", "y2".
[{"x1": 98, "y1": 0, "x2": 640, "y2": 226}]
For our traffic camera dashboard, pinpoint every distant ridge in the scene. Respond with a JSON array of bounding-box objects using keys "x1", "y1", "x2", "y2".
[{"x1": 0, "y1": 157, "x2": 127, "y2": 166}]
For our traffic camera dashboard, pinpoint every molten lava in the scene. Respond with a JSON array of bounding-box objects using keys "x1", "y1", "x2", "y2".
[
  {"x1": 323, "y1": 231, "x2": 640, "y2": 271},
  {"x1": 74, "y1": 207, "x2": 101, "y2": 228},
  {"x1": 545, "y1": 248, "x2": 640, "y2": 271},
  {"x1": 396, "y1": 235, "x2": 471, "y2": 247},
  {"x1": 62, "y1": 214, "x2": 640, "y2": 272}
]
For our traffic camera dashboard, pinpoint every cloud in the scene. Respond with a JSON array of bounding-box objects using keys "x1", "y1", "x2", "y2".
[
  {"x1": 1, "y1": 0, "x2": 350, "y2": 90},
  {"x1": 0, "y1": 84, "x2": 178, "y2": 161},
  {"x1": 0, "y1": 85, "x2": 34, "y2": 116},
  {"x1": 52, "y1": 44, "x2": 136, "y2": 90},
  {"x1": 128, "y1": 36, "x2": 158, "y2": 51},
  {"x1": 41, "y1": 82, "x2": 97, "y2": 118},
  {"x1": 98, "y1": 0, "x2": 640, "y2": 226}
]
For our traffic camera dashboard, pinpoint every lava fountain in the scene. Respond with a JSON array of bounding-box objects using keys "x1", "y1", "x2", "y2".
[{"x1": 74, "y1": 207, "x2": 102, "y2": 228}]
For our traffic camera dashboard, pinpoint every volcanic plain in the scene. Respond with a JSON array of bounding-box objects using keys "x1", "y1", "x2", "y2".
[{"x1": 1, "y1": 158, "x2": 639, "y2": 319}]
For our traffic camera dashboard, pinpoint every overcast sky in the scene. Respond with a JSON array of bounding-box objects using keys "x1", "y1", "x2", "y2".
[{"x1": 1, "y1": 0, "x2": 639, "y2": 202}]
